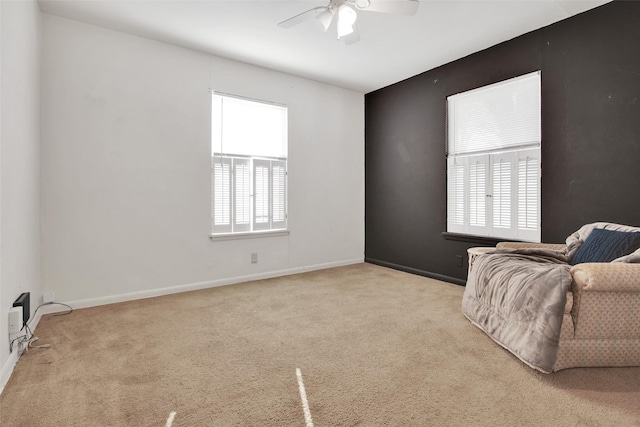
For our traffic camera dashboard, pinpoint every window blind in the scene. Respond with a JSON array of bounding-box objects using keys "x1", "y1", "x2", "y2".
[
  {"x1": 492, "y1": 154, "x2": 512, "y2": 230},
  {"x1": 272, "y1": 160, "x2": 287, "y2": 229},
  {"x1": 211, "y1": 93, "x2": 288, "y2": 236},
  {"x1": 446, "y1": 72, "x2": 541, "y2": 242},
  {"x1": 212, "y1": 94, "x2": 287, "y2": 158},
  {"x1": 469, "y1": 158, "x2": 487, "y2": 228},
  {"x1": 212, "y1": 157, "x2": 232, "y2": 233},
  {"x1": 447, "y1": 72, "x2": 541, "y2": 155},
  {"x1": 517, "y1": 150, "x2": 540, "y2": 239},
  {"x1": 234, "y1": 158, "x2": 251, "y2": 232},
  {"x1": 254, "y1": 159, "x2": 271, "y2": 230},
  {"x1": 447, "y1": 157, "x2": 465, "y2": 232}
]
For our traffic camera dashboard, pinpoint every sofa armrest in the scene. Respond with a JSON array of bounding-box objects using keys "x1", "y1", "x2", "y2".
[
  {"x1": 570, "y1": 263, "x2": 640, "y2": 293},
  {"x1": 568, "y1": 263, "x2": 640, "y2": 340},
  {"x1": 496, "y1": 242, "x2": 566, "y2": 251}
]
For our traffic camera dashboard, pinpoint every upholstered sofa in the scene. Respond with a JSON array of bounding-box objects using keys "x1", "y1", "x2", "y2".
[{"x1": 464, "y1": 222, "x2": 640, "y2": 373}]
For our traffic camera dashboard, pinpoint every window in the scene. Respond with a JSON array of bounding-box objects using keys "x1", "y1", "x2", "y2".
[
  {"x1": 211, "y1": 93, "x2": 288, "y2": 236},
  {"x1": 447, "y1": 72, "x2": 541, "y2": 242}
]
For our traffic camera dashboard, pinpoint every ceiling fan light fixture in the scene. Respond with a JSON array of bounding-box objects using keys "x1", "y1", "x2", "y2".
[
  {"x1": 278, "y1": 0, "x2": 421, "y2": 44},
  {"x1": 315, "y1": 9, "x2": 334, "y2": 32},
  {"x1": 337, "y1": 4, "x2": 357, "y2": 38}
]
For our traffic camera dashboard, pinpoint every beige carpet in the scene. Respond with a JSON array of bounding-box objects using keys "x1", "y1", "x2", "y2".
[{"x1": 1, "y1": 263, "x2": 639, "y2": 426}]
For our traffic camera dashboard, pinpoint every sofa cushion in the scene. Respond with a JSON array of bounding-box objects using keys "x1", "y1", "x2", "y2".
[
  {"x1": 565, "y1": 222, "x2": 640, "y2": 260},
  {"x1": 614, "y1": 252, "x2": 640, "y2": 263},
  {"x1": 570, "y1": 228, "x2": 640, "y2": 265}
]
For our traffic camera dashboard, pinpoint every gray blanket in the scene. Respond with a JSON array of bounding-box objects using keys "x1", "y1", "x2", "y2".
[{"x1": 462, "y1": 248, "x2": 572, "y2": 373}]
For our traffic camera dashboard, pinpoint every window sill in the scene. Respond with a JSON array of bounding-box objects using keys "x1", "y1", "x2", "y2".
[
  {"x1": 210, "y1": 229, "x2": 289, "y2": 241},
  {"x1": 441, "y1": 232, "x2": 522, "y2": 246}
]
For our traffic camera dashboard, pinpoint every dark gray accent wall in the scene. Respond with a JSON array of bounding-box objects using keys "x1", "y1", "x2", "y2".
[{"x1": 365, "y1": 1, "x2": 640, "y2": 284}]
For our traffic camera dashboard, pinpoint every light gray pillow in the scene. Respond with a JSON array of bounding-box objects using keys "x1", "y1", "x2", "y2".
[{"x1": 613, "y1": 250, "x2": 640, "y2": 263}]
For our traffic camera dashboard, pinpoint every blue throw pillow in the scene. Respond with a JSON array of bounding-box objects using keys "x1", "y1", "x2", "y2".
[{"x1": 570, "y1": 228, "x2": 640, "y2": 265}]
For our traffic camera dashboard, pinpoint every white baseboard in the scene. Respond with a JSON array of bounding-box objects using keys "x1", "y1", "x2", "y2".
[
  {"x1": 0, "y1": 350, "x2": 21, "y2": 396},
  {"x1": 47, "y1": 257, "x2": 364, "y2": 313},
  {"x1": 0, "y1": 310, "x2": 45, "y2": 395}
]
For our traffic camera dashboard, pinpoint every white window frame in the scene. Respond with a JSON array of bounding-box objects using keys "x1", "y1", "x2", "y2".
[
  {"x1": 446, "y1": 72, "x2": 541, "y2": 242},
  {"x1": 211, "y1": 93, "x2": 288, "y2": 239}
]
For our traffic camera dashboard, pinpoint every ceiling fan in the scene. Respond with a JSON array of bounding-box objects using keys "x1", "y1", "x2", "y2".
[{"x1": 278, "y1": 0, "x2": 420, "y2": 45}]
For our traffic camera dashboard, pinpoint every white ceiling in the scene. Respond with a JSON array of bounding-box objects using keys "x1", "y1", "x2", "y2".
[{"x1": 38, "y1": 0, "x2": 612, "y2": 93}]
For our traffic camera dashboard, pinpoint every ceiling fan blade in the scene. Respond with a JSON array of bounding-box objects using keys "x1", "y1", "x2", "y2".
[
  {"x1": 278, "y1": 7, "x2": 327, "y2": 29},
  {"x1": 354, "y1": 0, "x2": 420, "y2": 16},
  {"x1": 315, "y1": 9, "x2": 335, "y2": 32},
  {"x1": 341, "y1": 25, "x2": 361, "y2": 45}
]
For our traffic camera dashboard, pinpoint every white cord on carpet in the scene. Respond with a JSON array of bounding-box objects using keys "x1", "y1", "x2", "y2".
[
  {"x1": 296, "y1": 368, "x2": 314, "y2": 427},
  {"x1": 165, "y1": 411, "x2": 176, "y2": 427}
]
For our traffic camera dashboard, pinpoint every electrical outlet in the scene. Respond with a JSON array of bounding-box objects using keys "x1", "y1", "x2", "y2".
[
  {"x1": 43, "y1": 291, "x2": 55, "y2": 304},
  {"x1": 456, "y1": 255, "x2": 464, "y2": 267},
  {"x1": 251, "y1": 253, "x2": 258, "y2": 264}
]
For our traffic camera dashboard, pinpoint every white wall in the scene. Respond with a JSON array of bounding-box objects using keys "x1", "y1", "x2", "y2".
[
  {"x1": 41, "y1": 15, "x2": 364, "y2": 305},
  {"x1": 0, "y1": 0, "x2": 42, "y2": 382}
]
